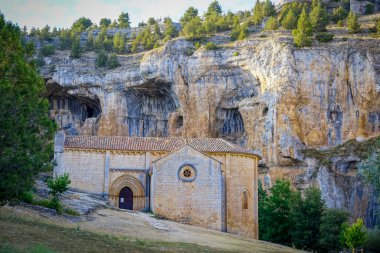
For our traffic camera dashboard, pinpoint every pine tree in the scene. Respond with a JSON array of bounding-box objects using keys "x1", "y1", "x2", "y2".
[
  {"x1": 113, "y1": 32, "x2": 125, "y2": 53},
  {"x1": 292, "y1": 7, "x2": 313, "y2": 47},
  {"x1": 252, "y1": 0, "x2": 264, "y2": 25},
  {"x1": 106, "y1": 53, "x2": 120, "y2": 69},
  {"x1": 96, "y1": 50, "x2": 108, "y2": 67},
  {"x1": 347, "y1": 11, "x2": 360, "y2": 33},
  {"x1": 85, "y1": 31, "x2": 94, "y2": 51},
  {"x1": 262, "y1": 0, "x2": 276, "y2": 17},
  {"x1": 281, "y1": 9, "x2": 298, "y2": 30},
  {"x1": 118, "y1": 12, "x2": 130, "y2": 28},
  {"x1": 70, "y1": 38, "x2": 81, "y2": 58},
  {"x1": 310, "y1": 2, "x2": 329, "y2": 32},
  {"x1": 0, "y1": 13, "x2": 56, "y2": 203},
  {"x1": 264, "y1": 16, "x2": 278, "y2": 30}
]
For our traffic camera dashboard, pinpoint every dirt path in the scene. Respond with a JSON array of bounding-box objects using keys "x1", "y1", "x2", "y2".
[{"x1": 2, "y1": 206, "x2": 303, "y2": 253}]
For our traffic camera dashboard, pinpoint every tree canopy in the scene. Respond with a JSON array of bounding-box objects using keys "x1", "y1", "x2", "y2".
[{"x1": 0, "y1": 13, "x2": 56, "y2": 204}]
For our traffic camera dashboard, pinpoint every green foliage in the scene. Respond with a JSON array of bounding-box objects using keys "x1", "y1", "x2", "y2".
[
  {"x1": 21, "y1": 191, "x2": 34, "y2": 204},
  {"x1": 259, "y1": 180, "x2": 296, "y2": 245},
  {"x1": 290, "y1": 187, "x2": 325, "y2": 251},
  {"x1": 365, "y1": 228, "x2": 380, "y2": 252},
  {"x1": 106, "y1": 53, "x2": 120, "y2": 69},
  {"x1": 337, "y1": 20, "x2": 343, "y2": 27},
  {"x1": 252, "y1": 0, "x2": 264, "y2": 25},
  {"x1": 331, "y1": 6, "x2": 348, "y2": 23},
  {"x1": 85, "y1": 31, "x2": 94, "y2": 51},
  {"x1": 113, "y1": 32, "x2": 125, "y2": 53},
  {"x1": 180, "y1": 7, "x2": 199, "y2": 26},
  {"x1": 231, "y1": 22, "x2": 249, "y2": 41},
  {"x1": 99, "y1": 18, "x2": 111, "y2": 28},
  {"x1": 347, "y1": 11, "x2": 360, "y2": 33},
  {"x1": 58, "y1": 29, "x2": 74, "y2": 50},
  {"x1": 204, "y1": 42, "x2": 219, "y2": 50},
  {"x1": 94, "y1": 28, "x2": 113, "y2": 52},
  {"x1": 39, "y1": 25, "x2": 52, "y2": 41},
  {"x1": 365, "y1": 3, "x2": 375, "y2": 14},
  {"x1": 138, "y1": 21, "x2": 147, "y2": 27},
  {"x1": 319, "y1": 209, "x2": 349, "y2": 251},
  {"x1": 377, "y1": 20, "x2": 380, "y2": 35},
  {"x1": 358, "y1": 141, "x2": 380, "y2": 194},
  {"x1": 264, "y1": 16, "x2": 278, "y2": 30},
  {"x1": 118, "y1": 12, "x2": 130, "y2": 28},
  {"x1": 64, "y1": 208, "x2": 80, "y2": 216},
  {"x1": 233, "y1": 51, "x2": 239, "y2": 56},
  {"x1": 163, "y1": 17, "x2": 178, "y2": 41},
  {"x1": 340, "y1": 218, "x2": 367, "y2": 250},
  {"x1": 71, "y1": 17, "x2": 92, "y2": 33},
  {"x1": 292, "y1": 7, "x2": 313, "y2": 47},
  {"x1": 147, "y1": 17, "x2": 156, "y2": 26},
  {"x1": 205, "y1": 0, "x2": 223, "y2": 17},
  {"x1": 281, "y1": 9, "x2": 298, "y2": 30},
  {"x1": 131, "y1": 25, "x2": 162, "y2": 52},
  {"x1": 181, "y1": 16, "x2": 206, "y2": 40},
  {"x1": 47, "y1": 173, "x2": 71, "y2": 202},
  {"x1": 36, "y1": 52, "x2": 45, "y2": 66},
  {"x1": 310, "y1": 2, "x2": 329, "y2": 32},
  {"x1": 41, "y1": 44, "x2": 55, "y2": 57},
  {"x1": 70, "y1": 38, "x2": 81, "y2": 58},
  {"x1": 262, "y1": 0, "x2": 276, "y2": 17},
  {"x1": 315, "y1": 32, "x2": 334, "y2": 42},
  {"x1": 96, "y1": 50, "x2": 108, "y2": 67},
  {"x1": 0, "y1": 13, "x2": 56, "y2": 204}
]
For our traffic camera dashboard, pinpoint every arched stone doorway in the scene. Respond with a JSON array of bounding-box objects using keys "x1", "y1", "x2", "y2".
[
  {"x1": 109, "y1": 174, "x2": 145, "y2": 211},
  {"x1": 119, "y1": 186, "x2": 133, "y2": 210}
]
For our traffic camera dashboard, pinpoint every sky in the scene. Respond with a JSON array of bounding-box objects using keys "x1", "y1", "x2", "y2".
[{"x1": 0, "y1": 0, "x2": 268, "y2": 30}]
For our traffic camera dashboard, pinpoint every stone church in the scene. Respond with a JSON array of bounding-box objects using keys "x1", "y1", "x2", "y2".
[{"x1": 54, "y1": 131, "x2": 261, "y2": 239}]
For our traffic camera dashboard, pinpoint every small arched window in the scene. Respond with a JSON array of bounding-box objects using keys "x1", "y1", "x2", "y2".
[{"x1": 242, "y1": 190, "x2": 249, "y2": 210}]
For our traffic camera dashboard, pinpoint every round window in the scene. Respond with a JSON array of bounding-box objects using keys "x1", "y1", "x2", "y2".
[{"x1": 178, "y1": 165, "x2": 197, "y2": 182}]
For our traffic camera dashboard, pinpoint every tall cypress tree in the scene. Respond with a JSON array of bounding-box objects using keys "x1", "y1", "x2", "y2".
[{"x1": 0, "y1": 13, "x2": 56, "y2": 204}]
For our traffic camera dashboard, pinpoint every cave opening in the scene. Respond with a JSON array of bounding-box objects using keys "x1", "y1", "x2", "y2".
[
  {"x1": 124, "y1": 80, "x2": 178, "y2": 137},
  {"x1": 217, "y1": 108, "x2": 245, "y2": 142},
  {"x1": 175, "y1": 115, "x2": 184, "y2": 129},
  {"x1": 262, "y1": 107, "x2": 268, "y2": 116}
]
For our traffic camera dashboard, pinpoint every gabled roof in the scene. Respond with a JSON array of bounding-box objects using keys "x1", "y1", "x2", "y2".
[{"x1": 63, "y1": 136, "x2": 259, "y2": 157}]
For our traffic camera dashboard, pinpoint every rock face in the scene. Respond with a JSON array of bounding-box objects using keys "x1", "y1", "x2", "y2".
[{"x1": 42, "y1": 35, "x2": 380, "y2": 226}]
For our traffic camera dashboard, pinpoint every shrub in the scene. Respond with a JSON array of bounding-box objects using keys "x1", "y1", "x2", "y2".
[
  {"x1": 113, "y1": 32, "x2": 125, "y2": 53},
  {"x1": 319, "y1": 209, "x2": 349, "y2": 251},
  {"x1": 377, "y1": 20, "x2": 380, "y2": 35},
  {"x1": 47, "y1": 173, "x2": 71, "y2": 202},
  {"x1": 204, "y1": 42, "x2": 219, "y2": 50},
  {"x1": 264, "y1": 16, "x2": 278, "y2": 30},
  {"x1": 340, "y1": 218, "x2": 367, "y2": 251},
  {"x1": 70, "y1": 38, "x2": 81, "y2": 59},
  {"x1": 331, "y1": 6, "x2": 348, "y2": 23},
  {"x1": 233, "y1": 51, "x2": 239, "y2": 56},
  {"x1": 347, "y1": 11, "x2": 360, "y2": 33},
  {"x1": 365, "y1": 229, "x2": 380, "y2": 252},
  {"x1": 96, "y1": 51, "x2": 108, "y2": 67},
  {"x1": 21, "y1": 191, "x2": 34, "y2": 204},
  {"x1": 106, "y1": 53, "x2": 120, "y2": 69},
  {"x1": 315, "y1": 32, "x2": 334, "y2": 42},
  {"x1": 231, "y1": 23, "x2": 249, "y2": 41},
  {"x1": 40, "y1": 44, "x2": 55, "y2": 57},
  {"x1": 337, "y1": 20, "x2": 343, "y2": 27},
  {"x1": 36, "y1": 52, "x2": 45, "y2": 66}
]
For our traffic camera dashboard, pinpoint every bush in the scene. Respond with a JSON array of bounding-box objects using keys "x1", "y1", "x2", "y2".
[
  {"x1": 70, "y1": 38, "x2": 81, "y2": 58},
  {"x1": 340, "y1": 218, "x2": 367, "y2": 251},
  {"x1": 347, "y1": 11, "x2": 360, "y2": 33},
  {"x1": 233, "y1": 51, "x2": 239, "y2": 56},
  {"x1": 337, "y1": 20, "x2": 343, "y2": 27},
  {"x1": 21, "y1": 191, "x2": 34, "y2": 204},
  {"x1": 47, "y1": 198, "x2": 63, "y2": 214},
  {"x1": 264, "y1": 16, "x2": 278, "y2": 30},
  {"x1": 365, "y1": 229, "x2": 380, "y2": 252},
  {"x1": 377, "y1": 20, "x2": 380, "y2": 35},
  {"x1": 315, "y1": 32, "x2": 334, "y2": 42},
  {"x1": 331, "y1": 6, "x2": 348, "y2": 23},
  {"x1": 40, "y1": 44, "x2": 55, "y2": 57},
  {"x1": 319, "y1": 209, "x2": 349, "y2": 251},
  {"x1": 96, "y1": 51, "x2": 108, "y2": 67},
  {"x1": 204, "y1": 42, "x2": 219, "y2": 50},
  {"x1": 47, "y1": 173, "x2": 71, "y2": 202},
  {"x1": 106, "y1": 53, "x2": 120, "y2": 69}
]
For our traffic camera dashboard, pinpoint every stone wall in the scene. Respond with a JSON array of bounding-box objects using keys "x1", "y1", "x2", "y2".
[{"x1": 152, "y1": 146, "x2": 224, "y2": 231}]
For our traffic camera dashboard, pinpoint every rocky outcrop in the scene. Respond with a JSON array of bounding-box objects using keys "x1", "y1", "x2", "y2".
[{"x1": 41, "y1": 34, "x2": 380, "y2": 226}]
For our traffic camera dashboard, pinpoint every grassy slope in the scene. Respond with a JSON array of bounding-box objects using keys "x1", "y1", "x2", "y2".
[{"x1": 0, "y1": 211, "x2": 227, "y2": 253}]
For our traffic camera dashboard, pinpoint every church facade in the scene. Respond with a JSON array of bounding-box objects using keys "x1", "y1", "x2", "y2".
[{"x1": 54, "y1": 132, "x2": 260, "y2": 239}]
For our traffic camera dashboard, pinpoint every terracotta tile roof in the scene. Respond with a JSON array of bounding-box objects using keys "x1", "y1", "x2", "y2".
[{"x1": 64, "y1": 136, "x2": 258, "y2": 157}]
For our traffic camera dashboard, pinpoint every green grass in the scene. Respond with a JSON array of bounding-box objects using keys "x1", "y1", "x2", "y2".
[{"x1": 0, "y1": 211, "x2": 231, "y2": 253}]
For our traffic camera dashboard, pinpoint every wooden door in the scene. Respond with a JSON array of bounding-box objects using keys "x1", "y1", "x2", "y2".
[{"x1": 119, "y1": 186, "x2": 133, "y2": 210}]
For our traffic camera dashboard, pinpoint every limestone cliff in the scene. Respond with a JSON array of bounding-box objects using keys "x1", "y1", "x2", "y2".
[{"x1": 42, "y1": 33, "x2": 380, "y2": 226}]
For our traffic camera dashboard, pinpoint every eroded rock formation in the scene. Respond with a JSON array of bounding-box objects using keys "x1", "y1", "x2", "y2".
[{"x1": 41, "y1": 35, "x2": 380, "y2": 226}]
